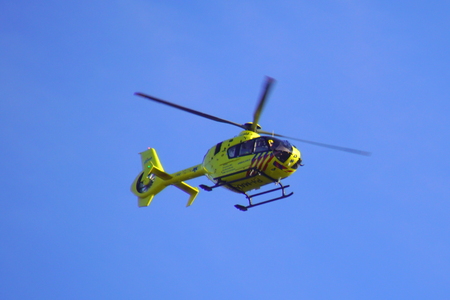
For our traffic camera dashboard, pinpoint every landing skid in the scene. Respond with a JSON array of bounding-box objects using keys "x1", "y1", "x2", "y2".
[
  {"x1": 234, "y1": 183, "x2": 293, "y2": 211},
  {"x1": 199, "y1": 167, "x2": 294, "y2": 211}
]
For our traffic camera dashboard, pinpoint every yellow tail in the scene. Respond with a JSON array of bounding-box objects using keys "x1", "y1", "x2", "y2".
[{"x1": 130, "y1": 148, "x2": 205, "y2": 207}]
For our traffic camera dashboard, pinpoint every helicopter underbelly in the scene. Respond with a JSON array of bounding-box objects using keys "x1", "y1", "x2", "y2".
[
  {"x1": 205, "y1": 152, "x2": 296, "y2": 193},
  {"x1": 220, "y1": 174, "x2": 275, "y2": 193}
]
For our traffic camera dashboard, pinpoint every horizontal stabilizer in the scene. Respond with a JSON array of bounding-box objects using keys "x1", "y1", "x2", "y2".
[{"x1": 174, "y1": 182, "x2": 200, "y2": 207}]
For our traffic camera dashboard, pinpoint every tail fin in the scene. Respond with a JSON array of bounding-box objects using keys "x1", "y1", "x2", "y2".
[{"x1": 130, "y1": 148, "x2": 204, "y2": 207}]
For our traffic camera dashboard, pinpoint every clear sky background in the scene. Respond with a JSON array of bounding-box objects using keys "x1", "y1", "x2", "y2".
[{"x1": 1, "y1": 1, "x2": 449, "y2": 299}]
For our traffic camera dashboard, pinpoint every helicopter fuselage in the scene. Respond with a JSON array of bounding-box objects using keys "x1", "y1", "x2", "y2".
[
  {"x1": 130, "y1": 130, "x2": 302, "y2": 208},
  {"x1": 202, "y1": 130, "x2": 302, "y2": 193}
]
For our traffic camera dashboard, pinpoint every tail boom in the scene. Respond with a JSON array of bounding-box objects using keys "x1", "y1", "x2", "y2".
[{"x1": 131, "y1": 148, "x2": 206, "y2": 207}]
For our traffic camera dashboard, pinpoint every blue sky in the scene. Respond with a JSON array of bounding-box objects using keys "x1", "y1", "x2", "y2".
[{"x1": 1, "y1": 1, "x2": 449, "y2": 299}]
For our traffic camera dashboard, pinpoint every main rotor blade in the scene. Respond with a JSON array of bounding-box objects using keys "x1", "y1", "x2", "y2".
[
  {"x1": 251, "y1": 77, "x2": 275, "y2": 132},
  {"x1": 135, "y1": 92, "x2": 245, "y2": 130},
  {"x1": 258, "y1": 130, "x2": 371, "y2": 156}
]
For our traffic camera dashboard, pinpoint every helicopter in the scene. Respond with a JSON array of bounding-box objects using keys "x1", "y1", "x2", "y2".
[{"x1": 131, "y1": 77, "x2": 370, "y2": 211}]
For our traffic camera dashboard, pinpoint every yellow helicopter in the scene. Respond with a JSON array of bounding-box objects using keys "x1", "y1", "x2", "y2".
[{"x1": 131, "y1": 77, "x2": 369, "y2": 211}]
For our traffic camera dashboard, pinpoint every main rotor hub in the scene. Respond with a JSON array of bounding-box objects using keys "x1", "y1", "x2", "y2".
[{"x1": 243, "y1": 122, "x2": 262, "y2": 131}]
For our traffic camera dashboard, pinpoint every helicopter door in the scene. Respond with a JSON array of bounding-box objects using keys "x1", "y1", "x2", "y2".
[
  {"x1": 227, "y1": 144, "x2": 240, "y2": 158},
  {"x1": 227, "y1": 138, "x2": 262, "y2": 158},
  {"x1": 254, "y1": 137, "x2": 269, "y2": 153}
]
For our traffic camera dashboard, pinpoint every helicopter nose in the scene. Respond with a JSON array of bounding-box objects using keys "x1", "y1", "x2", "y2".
[
  {"x1": 291, "y1": 156, "x2": 303, "y2": 169},
  {"x1": 290, "y1": 147, "x2": 302, "y2": 169}
]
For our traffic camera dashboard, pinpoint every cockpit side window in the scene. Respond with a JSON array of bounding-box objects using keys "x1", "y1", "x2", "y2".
[
  {"x1": 239, "y1": 140, "x2": 255, "y2": 156},
  {"x1": 254, "y1": 137, "x2": 269, "y2": 153}
]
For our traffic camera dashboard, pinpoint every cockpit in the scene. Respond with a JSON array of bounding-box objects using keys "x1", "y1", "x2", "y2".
[{"x1": 227, "y1": 137, "x2": 301, "y2": 168}]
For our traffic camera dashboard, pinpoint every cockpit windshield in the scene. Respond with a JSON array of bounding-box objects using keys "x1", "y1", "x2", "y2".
[
  {"x1": 267, "y1": 138, "x2": 293, "y2": 162},
  {"x1": 268, "y1": 138, "x2": 292, "y2": 152}
]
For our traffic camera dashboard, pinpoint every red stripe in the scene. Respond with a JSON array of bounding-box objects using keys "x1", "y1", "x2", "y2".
[
  {"x1": 258, "y1": 153, "x2": 269, "y2": 170},
  {"x1": 247, "y1": 153, "x2": 261, "y2": 176},
  {"x1": 262, "y1": 153, "x2": 275, "y2": 171},
  {"x1": 252, "y1": 153, "x2": 265, "y2": 172}
]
